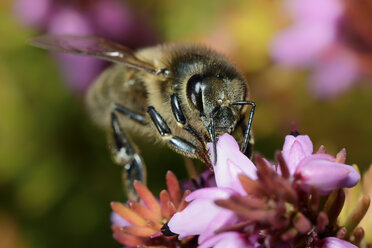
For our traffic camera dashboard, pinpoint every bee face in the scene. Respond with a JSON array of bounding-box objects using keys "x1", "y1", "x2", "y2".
[{"x1": 186, "y1": 73, "x2": 245, "y2": 138}]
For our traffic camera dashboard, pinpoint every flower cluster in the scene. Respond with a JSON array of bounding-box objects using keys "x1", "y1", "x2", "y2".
[
  {"x1": 110, "y1": 131, "x2": 371, "y2": 247},
  {"x1": 166, "y1": 133, "x2": 369, "y2": 247},
  {"x1": 271, "y1": 0, "x2": 372, "y2": 98}
]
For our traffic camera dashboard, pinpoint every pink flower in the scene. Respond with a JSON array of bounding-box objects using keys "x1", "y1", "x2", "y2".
[
  {"x1": 168, "y1": 133, "x2": 362, "y2": 247},
  {"x1": 168, "y1": 134, "x2": 257, "y2": 244},
  {"x1": 295, "y1": 153, "x2": 360, "y2": 194},
  {"x1": 319, "y1": 237, "x2": 357, "y2": 248},
  {"x1": 271, "y1": 0, "x2": 360, "y2": 98},
  {"x1": 281, "y1": 133, "x2": 360, "y2": 194}
]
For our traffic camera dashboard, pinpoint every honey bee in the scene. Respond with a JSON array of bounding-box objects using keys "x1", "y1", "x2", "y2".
[{"x1": 29, "y1": 35, "x2": 256, "y2": 199}]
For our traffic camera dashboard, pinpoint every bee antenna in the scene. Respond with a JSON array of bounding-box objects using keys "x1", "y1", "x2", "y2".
[{"x1": 232, "y1": 101, "x2": 256, "y2": 154}]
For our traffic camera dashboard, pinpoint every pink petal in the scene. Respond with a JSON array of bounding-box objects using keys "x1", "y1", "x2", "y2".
[
  {"x1": 335, "y1": 163, "x2": 360, "y2": 188},
  {"x1": 282, "y1": 135, "x2": 313, "y2": 175},
  {"x1": 186, "y1": 187, "x2": 234, "y2": 202},
  {"x1": 168, "y1": 200, "x2": 222, "y2": 240},
  {"x1": 199, "y1": 210, "x2": 238, "y2": 243},
  {"x1": 295, "y1": 154, "x2": 360, "y2": 194},
  {"x1": 208, "y1": 134, "x2": 257, "y2": 193},
  {"x1": 198, "y1": 232, "x2": 252, "y2": 248},
  {"x1": 320, "y1": 237, "x2": 357, "y2": 248},
  {"x1": 169, "y1": 187, "x2": 232, "y2": 240}
]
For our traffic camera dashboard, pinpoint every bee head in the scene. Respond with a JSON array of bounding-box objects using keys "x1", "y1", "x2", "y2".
[{"x1": 186, "y1": 73, "x2": 246, "y2": 139}]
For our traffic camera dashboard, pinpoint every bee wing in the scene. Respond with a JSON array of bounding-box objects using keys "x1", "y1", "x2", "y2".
[{"x1": 29, "y1": 34, "x2": 160, "y2": 75}]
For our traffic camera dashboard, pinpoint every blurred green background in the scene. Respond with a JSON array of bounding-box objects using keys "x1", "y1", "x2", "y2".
[{"x1": 1, "y1": 0, "x2": 372, "y2": 247}]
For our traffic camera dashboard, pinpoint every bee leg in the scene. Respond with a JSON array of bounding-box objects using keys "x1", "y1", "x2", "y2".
[
  {"x1": 147, "y1": 106, "x2": 200, "y2": 159},
  {"x1": 110, "y1": 110, "x2": 146, "y2": 201},
  {"x1": 170, "y1": 94, "x2": 210, "y2": 163},
  {"x1": 170, "y1": 94, "x2": 201, "y2": 141},
  {"x1": 232, "y1": 101, "x2": 256, "y2": 158},
  {"x1": 113, "y1": 103, "x2": 148, "y2": 125}
]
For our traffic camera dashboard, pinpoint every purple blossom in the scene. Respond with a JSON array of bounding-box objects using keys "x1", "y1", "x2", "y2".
[
  {"x1": 15, "y1": 0, "x2": 157, "y2": 93},
  {"x1": 271, "y1": 0, "x2": 360, "y2": 98},
  {"x1": 168, "y1": 133, "x2": 362, "y2": 247},
  {"x1": 168, "y1": 134, "x2": 257, "y2": 245},
  {"x1": 294, "y1": 153, "x2": 360, "y2": 194},
  {"x1": 281, "y1": 133, "x2": 360, "y2": 194}
]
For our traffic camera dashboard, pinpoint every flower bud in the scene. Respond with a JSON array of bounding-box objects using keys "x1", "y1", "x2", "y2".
[
  {"x1": 282, "y1": 134, "x2": 313, "y2": 175},
  {"x1": 295, "y1": 154, "x2": 360, "y2": 195}
]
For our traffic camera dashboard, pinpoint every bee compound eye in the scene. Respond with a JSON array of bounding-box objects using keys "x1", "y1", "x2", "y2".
[{"x1": 186, "y1": 74, "x2": 204, "y2": 112}]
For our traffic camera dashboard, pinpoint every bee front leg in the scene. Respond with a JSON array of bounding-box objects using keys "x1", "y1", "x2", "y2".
[
  {"x1": 170, "y1": 94, "x2": 210, "y2": 163},
  {"x1": 147, "y1": 106, "x2": 201, "y2": 160},
  {"x1": 170, "y1": 94, "x2": 201, "y2": 141},
  {"x1": 111, "y1": 104, "x2": 147, "y2": 200}
]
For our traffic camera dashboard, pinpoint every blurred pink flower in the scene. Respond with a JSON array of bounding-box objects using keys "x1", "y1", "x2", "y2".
[
  {"x1": 14, "y1": 0, "x2": 51, "y2": 27},
  {"x1": 14, "y1": 0, "x2": 157, "y2": 93},
  {"x1": 271, "y1": 0, "x2": 362, "y2": 98}
]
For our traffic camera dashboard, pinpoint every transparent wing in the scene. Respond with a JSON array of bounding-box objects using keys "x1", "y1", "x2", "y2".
[{"x1": 29, "y1": 34, "x2": 159, "y2": 74}]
